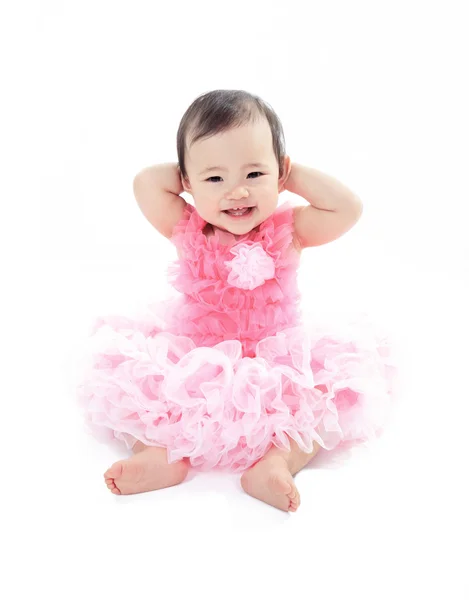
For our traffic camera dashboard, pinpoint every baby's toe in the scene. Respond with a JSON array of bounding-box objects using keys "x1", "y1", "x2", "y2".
[
  {"x1": 288, "y1": 488, "x2": 300, "y2": 512},
  {"x1": 104, "y1": 461, "x2": 124, "y2": 480},
  {"x1": 104, "y1": 462, "x2": 125, "y2": 494},
  {"x1": 106, "y1": 479, "x2": 121, "y2": 494}
]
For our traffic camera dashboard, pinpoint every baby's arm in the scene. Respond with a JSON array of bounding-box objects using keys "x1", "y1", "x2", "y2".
[
  {"x1": 133, "y1": 163, "x2": 187, "y2": 239},
  {"x1": 287, "y1": 163, "x2": 363, "y2": 249}
]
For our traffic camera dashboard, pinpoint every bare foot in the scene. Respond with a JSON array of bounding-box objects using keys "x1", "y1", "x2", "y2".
[
  {"x1": 240, "y1": 455, "x2": 300, "y2": 512},
  {"x1": 103, "y1": 447, "x2": 189, "y2": 495}
]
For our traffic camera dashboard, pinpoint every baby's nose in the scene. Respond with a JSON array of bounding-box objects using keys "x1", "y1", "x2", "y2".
[{"x1": 227, "y1": 185, "x2": 249, "y2": 199}]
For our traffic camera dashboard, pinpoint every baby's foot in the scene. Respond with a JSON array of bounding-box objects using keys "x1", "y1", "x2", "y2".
[
  {"x1": 103, "y1": 447, "x2": 189, "y2": 495},
  {"x1": 240, "y1": 455, "x2": 300, "y2": 512}
]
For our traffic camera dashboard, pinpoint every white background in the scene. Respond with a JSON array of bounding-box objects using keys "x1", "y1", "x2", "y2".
[{"x1": 3, "y1": 0, "x2": 468, "y2": 598}]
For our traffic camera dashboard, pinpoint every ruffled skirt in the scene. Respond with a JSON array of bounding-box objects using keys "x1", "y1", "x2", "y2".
[{"x1": 75, "y1": 302, "x2": 399, "y2": 472}]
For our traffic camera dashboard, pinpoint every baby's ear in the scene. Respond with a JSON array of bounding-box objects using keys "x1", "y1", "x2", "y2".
[
  {"x1": 181, "y1": 173, "x2": 193, "y2": 194},
  {"x1": 278, "y1": 155, "x2": 292, "y2": 192}
]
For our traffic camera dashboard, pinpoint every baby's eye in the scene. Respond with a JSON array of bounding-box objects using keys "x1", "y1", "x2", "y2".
[{"x1": 206, "y1": 172, "x2": 263, "y2": 183}]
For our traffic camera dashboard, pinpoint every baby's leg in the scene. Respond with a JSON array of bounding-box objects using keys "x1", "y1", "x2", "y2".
[
  {"x1": 241, "y1": 438, "x2": 320, "y2": 512},
  {"x1": 104, "y1": 440, "x2": 189, "y2": 495}
]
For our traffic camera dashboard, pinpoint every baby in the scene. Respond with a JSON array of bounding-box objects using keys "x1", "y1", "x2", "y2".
[{"x1": 78, "y1": 89, "x2": 395, "y2": 512}]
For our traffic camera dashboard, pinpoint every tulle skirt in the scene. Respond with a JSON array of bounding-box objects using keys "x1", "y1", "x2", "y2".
[{"x1": 75, "y1": 304, "x2": 400, "y2": 472}]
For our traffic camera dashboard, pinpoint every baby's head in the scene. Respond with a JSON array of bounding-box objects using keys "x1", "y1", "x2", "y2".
[{"x1": 177, "y1": 89, "x2": 291, "y2": 235}]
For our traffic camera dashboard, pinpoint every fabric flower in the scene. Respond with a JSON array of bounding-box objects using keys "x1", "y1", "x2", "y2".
[{"x1": 224, "y1": 242, "x2": 276, "y2": 290}]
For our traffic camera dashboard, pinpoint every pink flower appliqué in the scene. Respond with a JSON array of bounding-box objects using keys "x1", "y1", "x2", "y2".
[{"x1": 224, "y1": 242, "x2": 275, "y2": 290}]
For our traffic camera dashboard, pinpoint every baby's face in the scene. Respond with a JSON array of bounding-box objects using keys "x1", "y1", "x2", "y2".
[{"x1": 182, "y1": 117, "x2": 290, "y2": 235}]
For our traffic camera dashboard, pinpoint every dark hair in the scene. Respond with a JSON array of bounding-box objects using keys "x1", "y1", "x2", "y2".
[{"x1": 176, "y1": 89, "x2": 286, "y2": 182}]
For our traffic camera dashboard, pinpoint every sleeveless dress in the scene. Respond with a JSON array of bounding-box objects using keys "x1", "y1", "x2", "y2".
[{"x1": 76, "y1": 200, "x2": 399, "y2": 472}]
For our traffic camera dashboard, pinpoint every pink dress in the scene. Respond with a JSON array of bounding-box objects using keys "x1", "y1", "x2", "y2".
[{"x1": 76, "y1": 200, "x2": 398, "y2": 472}]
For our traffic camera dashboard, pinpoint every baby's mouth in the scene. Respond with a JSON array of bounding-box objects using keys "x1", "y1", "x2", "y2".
[{"x1": 223, "y1": 207, "x2": 254, "y2": 217}]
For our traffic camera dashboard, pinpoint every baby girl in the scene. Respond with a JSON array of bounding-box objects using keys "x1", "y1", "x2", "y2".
[{"x1": 77, "y1": 89, "x2": 396, "y2": 512}]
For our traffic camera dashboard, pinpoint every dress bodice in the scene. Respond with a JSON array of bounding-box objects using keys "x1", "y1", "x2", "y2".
[{"x1": 166, "y1": 201, "x2": 302, "y2": 356}]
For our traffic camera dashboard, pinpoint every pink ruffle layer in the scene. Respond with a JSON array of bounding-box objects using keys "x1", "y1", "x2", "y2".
[{"x1": 76, "y1": 312, "x2": 398, "y2": 472}]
